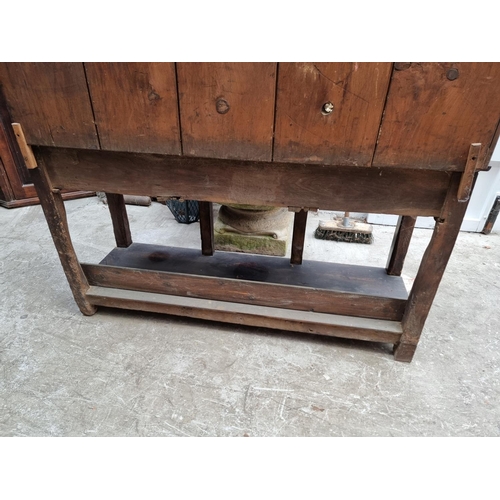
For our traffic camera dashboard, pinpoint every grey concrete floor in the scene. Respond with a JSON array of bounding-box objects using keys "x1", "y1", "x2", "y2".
[{"x1": 1, "y1": 196, "x2": 499, "y2": 436}]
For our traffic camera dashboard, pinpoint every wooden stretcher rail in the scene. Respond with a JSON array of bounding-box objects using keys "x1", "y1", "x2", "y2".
[
  {"x1": 85, "y1": 286, "x2": 403, "y2": 344},
  {"x1": 35, "y1": 146, "x2": 452, "y2": 217}
]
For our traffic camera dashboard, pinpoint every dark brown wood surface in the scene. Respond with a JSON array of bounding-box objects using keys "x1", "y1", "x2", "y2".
[
  {"x1": 373, "y1": 63, "x2": 500, "y2": 171},
  {"x1": 199, "y1": 201, "x2": 214, "y2": 256},
  {"x1": 0, "y1": 63, "x2": 98, "y2": 149},
  {"x1": 86, "y1": 285, "x2": 403, "y2": 343},
  {"x1": 273, "y1": 63, "x2": 392, "y2": 165},
  {"x1": 386, "y1": 216, "x2": 417, "y2": 276},
  {"x1": 84, "y1": 63, "x2": 181, "y2": 154},
  {"x1": 30, "y1": 165, "x2": 96, "y2": 316},
  {"x1": 105, "y1": 193, "x2": 132, "y2": 247},
  {"x1": 457, "y1": 143, "x2": 481, "y2": 201},
  {"x1": 395, "y1": 173, "x2": 468, "y2": 362},
  {"x1": 99, "y1": 243, "x2": 408, "y2": 299},
  {"x1": 176, "y1": 63, "x2": 277, "y2": 161},
  {"x1": 0, "y1": 89, "x2": 33, "y2": 196},
  {"x1": 35, "y1": 146, "x2": 452, "y2": 217},
  {"x1": 83, "y1": 260, "x2": 406, "y2": 321},
  {"x1": 290, "y1": 210, "x2": 308, "y2": 265}
]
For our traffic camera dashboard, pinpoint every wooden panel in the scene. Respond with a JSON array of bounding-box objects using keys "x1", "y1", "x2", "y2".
[
  {"x1": 84, "y1": 63, "x2": 181, "y2": 154},
  {"x1": 177, "y1": 63, "x2": 276, "y2": 161},
  {"x1": 273, "y1": 63, "x2": 392, "y2": 165},
  {"x1": 86, "y1": 286, "x2": 403, "y2": 343},
  {"x1": 35, "y1": 146, "x2": 451, "y2": 217},
  {"x1": 82, "y1": 263, "x2": 406, "y2": 321},
  {"x1": 373, "y1": 62, "x2": 500, "y2": 170},
  {"x1": 0, "y1": 89, "x2": 31, "y2": 196},
  {"x1": 0, "y1": 63, "x2": 98, "y2": 149}
]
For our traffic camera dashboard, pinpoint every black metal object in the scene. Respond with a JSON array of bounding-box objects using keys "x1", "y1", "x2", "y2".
[
  {"x1": 166, "y1": 199, "x2": 200, "y2": 224},
  {"x1": 482, "y1": 195, "x2": 500, "y2": 234}
]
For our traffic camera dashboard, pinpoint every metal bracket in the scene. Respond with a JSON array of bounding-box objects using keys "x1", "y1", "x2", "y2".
[
  {"x1": 12, "y1": 123, "x2": 37, "y2": 169},
  {"x1": 457, "y1": 143, "x2": 481, "y2": 202}
]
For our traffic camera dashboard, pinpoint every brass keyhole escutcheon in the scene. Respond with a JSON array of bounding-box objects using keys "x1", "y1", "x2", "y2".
[{"x1": 216, "y1": 98, "x2": 230, "y2": 114}]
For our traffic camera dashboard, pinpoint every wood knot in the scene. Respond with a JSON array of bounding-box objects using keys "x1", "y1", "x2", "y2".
[{"x1": 216, "y1": 98, "x2": 230, "y2": 114}]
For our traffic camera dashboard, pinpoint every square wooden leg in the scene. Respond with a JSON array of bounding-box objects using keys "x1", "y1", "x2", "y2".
[{"x1": 105, "y1": 193, "x2": 132, "y2": 248}]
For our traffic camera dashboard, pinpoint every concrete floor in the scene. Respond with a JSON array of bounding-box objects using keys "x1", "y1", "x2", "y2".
[{"x1": 1, "y1": 196, "x2": 499, "y2": 436}]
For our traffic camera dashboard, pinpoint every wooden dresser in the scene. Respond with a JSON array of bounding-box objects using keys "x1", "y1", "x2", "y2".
[{"x1": 1, "y1": 62, "x2": 499, "y2": 361}]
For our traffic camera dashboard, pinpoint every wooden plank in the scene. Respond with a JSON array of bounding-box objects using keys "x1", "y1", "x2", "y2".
[
  {"x1": 30, "y1": 165, "x2": 97, "y2": 316},
  {"x1": 199, "y1": 201, "x2": 214, "y2": 256},
  {"x1": 84, "y1": 63, "x2": 181, "y2": 155},
  {"x1": 0, "y1": 191, "x2": 95, "y2": 209},
  {"x1": 177, "y1": 63, "x2": 277, "y2": 161},
  {"x1": 86, "y1": 286, "x2": 403, "y2": 343},
  {"x1": 11, "y1": 123, "x2": 37, "y2": 169},
  {"x1": 35, "y1": 146, "x2": 451, "y2": 217},
  {"x1": 99, "y1": 243, "x2": 409, "y2": 299},
  {"x1": 0, "y1": 63, "x2": 98, "y2": 149},
  {"x1": 0, "y1": 88, "x2": 31, "y2": 197},
  {"x1": 105, "y1": 193, "x2": 132, "y2": 248},
  {"x1": 457, "y1": 143, "x2": 481, "y2": 202},
  {"x1": 373, "y1": 63, "x2": 500, "y2": 171},
  {"x1": 274, "y1": 63, "x2": 392, "y2": 165},
  {"x1": 386, "y1": 216, "x2": 417, "y2": 276},
  {"x1": 290, "y1": 210, "x2": 308, "y2": 265},
  {"x1": 82, "y1": 262, "x2": 407, "y2": 321},
  {"x1": 395, "y1": 173, "x2": 468, "y2": 362}
]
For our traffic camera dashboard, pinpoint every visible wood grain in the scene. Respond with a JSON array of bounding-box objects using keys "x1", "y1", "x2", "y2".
[
  {"x1": 483, "y1": 118, "x2": 500, "y2": 168},
  {"x1": 84, "y1": 63, "x2": 181, "y2": 154},
  {"x1": 177, "y1": 63, "x2": 277, "y2": 161},
  {"x1": 35, "y1": 146, "x2": 451, "y2": 217},
  {"x1": 457, "y1": 143, "x2": 481, "y2": 201},
  {"x1": 0, "y1": 63, "x2": 98, "y2": 149},
  {"x1": 11, "y1": 123, "x2": 37, "y2": 169},
  {"x1": 30, "y1": 165, "x2": 97, "y2": 316},
  {"x1": 0, "y1": 87, "x2": 32, "y2": 196},
  {"x1": 84, "y1": 241, "x2": 408, "y2": 321},
  {"x1": 0, "y1": 156, "x2": 15, "y2": 202},
  {"x1": 199, "y1": 201, "x2": 214, "y2": 256},
  {"x1": 273, "y1": 63, "x2": 392, "y2": 165},
  {"x1": 82, "y1": 261, "x2": 407, "y2": 321},
  {"x1": 98, "y1": 243, "x2": 408, "y2": 298},
  {"x1": 290, "y1": 210, "x2": 308, "y2": 265},
  {"x1": 0, "y1": 191, "x2": 95, "y2": 209},
  {"x1": 395, "y1": 173, "x2": 468, "y2": 362},
  {"x1": 386, "y1": 216, "x2": 416, "y2": 276},
  {"x1": 86, "y1": 286, "x2": 403, "y2": 343},
  {"x1": 105, "y1": 193, "x2": 132, "y2": 248},
  {"x1": 373, "y1": 63, "x2": 500, "y2": 171}
]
